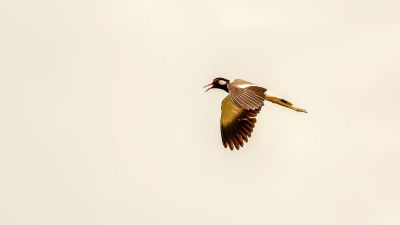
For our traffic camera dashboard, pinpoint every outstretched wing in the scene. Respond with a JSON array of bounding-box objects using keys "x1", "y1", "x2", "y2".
[
  {"x1": 220, "y1": 95, "x2": 262, "y2": 150},
  {"x1": 228, "y1": 80, "x2": 267, "y2": 111}
]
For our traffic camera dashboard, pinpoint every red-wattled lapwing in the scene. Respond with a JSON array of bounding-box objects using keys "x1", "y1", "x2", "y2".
[{"x1": 204, "y1": 77, "x2": 307, "y2": 150}]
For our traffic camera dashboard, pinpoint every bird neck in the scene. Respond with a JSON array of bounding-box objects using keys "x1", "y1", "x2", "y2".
[{"x1": 218, "y1": 85, "x2": 229, "y2": 92}]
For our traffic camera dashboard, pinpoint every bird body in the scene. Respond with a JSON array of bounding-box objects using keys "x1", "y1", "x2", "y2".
[{"x1": 205, "y1": 77, "x2": 307, "y2": 150}]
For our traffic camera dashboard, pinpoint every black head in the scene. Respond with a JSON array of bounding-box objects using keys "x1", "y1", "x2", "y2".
[{"x1": 204, "y1": 77, "x2": 230, "y2": 92}]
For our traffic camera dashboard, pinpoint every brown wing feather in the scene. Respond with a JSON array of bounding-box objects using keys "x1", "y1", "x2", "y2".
[
  {"x1": 228, "y1": 82, "x2": 267, "y2": 110},
  {"x1": 220, "y1": 95, "x2": 262, "y2": 150}
]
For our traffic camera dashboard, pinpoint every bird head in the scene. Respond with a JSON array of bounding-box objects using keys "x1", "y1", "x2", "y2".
[{"x1": 204, "y1": 77, "x2": 230, "y2": 92}]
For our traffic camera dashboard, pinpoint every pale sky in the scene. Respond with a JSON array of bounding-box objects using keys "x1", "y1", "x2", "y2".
[{"x1": 1, "y1": 0, "x2": 400, "y2": 224}]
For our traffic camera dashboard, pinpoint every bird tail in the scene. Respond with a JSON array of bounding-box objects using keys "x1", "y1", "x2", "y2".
[{"x1": 264, "y1": 92, "x2": 307, "y2": 113}]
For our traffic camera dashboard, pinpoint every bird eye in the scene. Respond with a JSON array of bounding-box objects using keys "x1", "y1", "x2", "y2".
[{"x1": 219, "y1": 80, "x2": 227, "y2": 85}]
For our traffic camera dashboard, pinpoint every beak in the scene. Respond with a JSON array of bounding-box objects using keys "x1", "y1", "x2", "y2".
[{"x1": 203, "y1": 83, "x2": 213, "y2": 92}]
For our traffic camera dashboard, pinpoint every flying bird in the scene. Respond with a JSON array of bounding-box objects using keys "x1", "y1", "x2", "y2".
[{"x1": 204, "y1": 77, "x2": 307, "y2": 150}]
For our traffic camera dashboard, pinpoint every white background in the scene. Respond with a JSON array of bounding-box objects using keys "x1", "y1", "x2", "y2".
[{"x1": 1, "y1": 0, "x2": 400, "y2": 224}]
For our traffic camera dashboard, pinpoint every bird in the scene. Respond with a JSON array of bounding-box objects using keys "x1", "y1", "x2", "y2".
[{"x1": 204, "y1": 77, "x2": 307, "y2": 150}]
